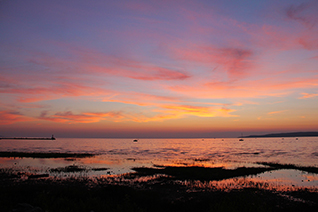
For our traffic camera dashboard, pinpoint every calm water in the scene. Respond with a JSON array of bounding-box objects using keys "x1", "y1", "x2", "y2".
[{"x1": 1, "y1": 137, "x2": 318, "y2": 188}]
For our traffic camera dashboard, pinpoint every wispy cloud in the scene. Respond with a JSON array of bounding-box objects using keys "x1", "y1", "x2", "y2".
[
  {"x1": 38, "y1": 111, "x2": 125, "y2": 124},
  {"x1": 171, "y1": 45, "x2": 254, "y2": 80},
  {"x1": 0, "y1": 110, "x2": 33, "y2": 125},
  {"x1": 267, "y1": 110, "x2": 288, "y2": 115},
  {"x1": 286, "y1": 1, "x2": 318, "y2": 28},
  {"x1": 299, "y1": 92, "x2": 318, "y2": 99}
]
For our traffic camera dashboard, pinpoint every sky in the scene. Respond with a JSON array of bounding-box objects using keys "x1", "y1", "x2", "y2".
[{"x1": 0, "y1": 0, "x2": 318, "y2": 138}]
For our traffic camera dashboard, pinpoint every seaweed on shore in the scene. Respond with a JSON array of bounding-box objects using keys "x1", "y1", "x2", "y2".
[
  {"x1": 132, "y1": 166, "x2": 277, "y2": 181},
  {"x1": 257, "y1": 162, "x2": 318, "y2": 174},
  {"x1": 0, "y1": 151, "x2": 95, "y2": 158}
]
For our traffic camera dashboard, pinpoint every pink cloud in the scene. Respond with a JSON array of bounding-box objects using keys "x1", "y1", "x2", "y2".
[
  {"x1": 0, "y1": 72, "x2": 113, "y2": 103},
  {"x1": 0, "y1": 110, "x2": 34, "y2": 125},
  {"x1": 168, "y1": 75, "x2": 318, "y2": 99},
  {"x1": 171, "y1": 45, "x2": 254, "y2": 79},
  {"x1": 104, "y1": 92, "x2": 183, "y2": 106},
  {"x1": 87, "y1": 63, "x2": 190, "y2": 81}
]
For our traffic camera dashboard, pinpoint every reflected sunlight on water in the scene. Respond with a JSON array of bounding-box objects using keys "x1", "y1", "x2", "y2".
[{"x1": 1, "y1": 137, "x2": 317, "y2": 189}]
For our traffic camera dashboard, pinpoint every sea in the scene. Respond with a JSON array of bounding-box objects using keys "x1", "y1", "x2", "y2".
[{"x1": 1, "y1": 137, "x2": 318, "y2": 189}]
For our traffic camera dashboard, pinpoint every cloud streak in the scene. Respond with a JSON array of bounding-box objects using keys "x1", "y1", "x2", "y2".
[{"x1": 0, "y1": 111, "x2": 34, "y2": 125}]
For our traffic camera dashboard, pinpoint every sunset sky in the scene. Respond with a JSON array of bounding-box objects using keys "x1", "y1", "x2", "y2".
[{"x1": 1, "y1": 0, "x2": 318, "y2": 138}]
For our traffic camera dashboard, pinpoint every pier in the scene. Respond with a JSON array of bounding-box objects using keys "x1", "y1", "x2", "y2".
[{"x1": 0, "y1": 135, "x2": 56, "y2": 140}]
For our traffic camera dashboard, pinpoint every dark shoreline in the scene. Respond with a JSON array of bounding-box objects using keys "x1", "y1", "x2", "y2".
[
  {"x1": 1, "y1": 167, "x2": 318, "y2": 212},
  {"x1": 1, "y1": 152, "x2": 318, "y2": 211},
  {"x1": 242, "y1": 131, "x2": 318, "y2": 138}
]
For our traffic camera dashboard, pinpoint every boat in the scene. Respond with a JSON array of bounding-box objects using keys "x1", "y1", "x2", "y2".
[
  {"x1": 133, "y1": 139, "x2": 138, "y2": 142},
  {"x1": 239, "y1": 133, "x2": 244, "y2": 141}
]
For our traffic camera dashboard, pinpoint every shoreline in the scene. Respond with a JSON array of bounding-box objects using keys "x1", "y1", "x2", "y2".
[
  {"x1": 1, "y1": 151, "x2": 317, "y2": 211},
  {"x1": 1, "y1": 166, "x2": 317, "y2": 212}
]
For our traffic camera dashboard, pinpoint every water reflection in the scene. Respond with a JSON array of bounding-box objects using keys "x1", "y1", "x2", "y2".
[{"x1": 1, "y1": 137, "x2": 318, "y2": 190}]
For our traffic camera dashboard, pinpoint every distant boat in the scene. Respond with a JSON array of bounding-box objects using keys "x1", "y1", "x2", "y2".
[
  {"x1": 133, "y1": 139, "x2": 138, "y2": 142},
  {"x1": 239, "y1": 133, "x2": 244, "y2": 141}
]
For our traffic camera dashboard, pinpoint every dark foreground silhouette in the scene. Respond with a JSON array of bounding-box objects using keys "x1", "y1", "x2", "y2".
[{"x1": 1, "y1": 165, "x2": 317, "y2": 212}]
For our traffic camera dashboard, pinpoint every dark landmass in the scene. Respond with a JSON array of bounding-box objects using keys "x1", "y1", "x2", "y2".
[
  {"x1": 49, "y1": 165, "x2": 108, "y2": 173},
  {"x1": 132, "y1": 166, "x2": 277, "y2": 181},
  {"x1": 242, "y1": 131, "x2": 318, "y2": 138},
  {"x1": 0, "y1": 151, "x2": 95, "y2": 158},
  {"x1": 1, "y1": 165, "x2": 317, "y2": 212}
]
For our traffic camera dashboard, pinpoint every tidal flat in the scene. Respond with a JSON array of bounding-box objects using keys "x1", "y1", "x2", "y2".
[
  {"x1": 1, "y1": 164, "x2": 318, "y2": 212},
  {"x1": 0, "y1": 149, "x2": 317, "y2": 211}
]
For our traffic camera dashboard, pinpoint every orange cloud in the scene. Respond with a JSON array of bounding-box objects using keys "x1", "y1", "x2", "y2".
[
  {"x1": 38, "y1": 111, "x2": 125, "y2": 124},
  {"x1": 267, "y1": 110, "x2": 288, "y2": 115},
  {"x1": 299, "y1": 92, "x2": 318, "y2": 99},
  {"x1": 35, "y1": 103, "x2": 237, "y2": 125},
  {"x1": 0, "y1": 110, "x2": 34, "y2": 125},
  {"x1": 158, "y1": 104, "x2": 237, "y2": 118},
  {"x1": 168, "y1": 75, "x2": 318, "y2": 99}
]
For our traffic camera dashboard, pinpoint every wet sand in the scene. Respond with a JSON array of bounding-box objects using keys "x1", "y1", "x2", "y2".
[{"x1": 1, "y1": 151, "x2": 317, "y2": 211}]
